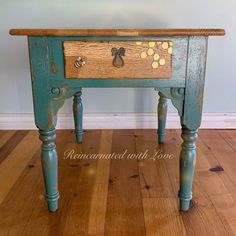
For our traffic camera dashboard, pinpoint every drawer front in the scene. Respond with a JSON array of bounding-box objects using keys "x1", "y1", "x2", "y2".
[{"x1": 63, "y1": 41, "x2": 173, "y2": 79}]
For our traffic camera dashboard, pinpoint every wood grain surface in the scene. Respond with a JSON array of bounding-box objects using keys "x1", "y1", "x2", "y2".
[
  {"x1": 0, "y1": 129, "x2": 235, "y2": 235},
  {"x1": 9, "y1": 28, "x2": 225, "y2": 36},
  {"x1": 64, "y1": 41, "x2": 172, "y2": 79}
]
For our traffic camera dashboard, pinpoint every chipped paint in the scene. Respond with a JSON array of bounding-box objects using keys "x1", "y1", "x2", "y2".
[{"x1": 51, "y1": 63, "x2": 58, "y2": 73}]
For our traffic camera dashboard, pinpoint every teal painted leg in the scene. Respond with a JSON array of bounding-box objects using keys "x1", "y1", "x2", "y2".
[
  {"x1": 39, "y1": 128, "x2": 60, "y2": 212},
  {"x1": 178, "y1": 37, "x2": 208, "y2": 211},
  {"x1": 157, "y1": 92, "x2": 167, "y2": 143},
  {"x1": 178, "y1": 127, "x2": 198, "y2": 211},
  {"x1": 73, "y1": 90, "x2": 83, "y2": 143}
]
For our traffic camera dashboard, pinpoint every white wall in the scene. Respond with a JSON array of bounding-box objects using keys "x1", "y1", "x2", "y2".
[{"x1": 0, "y1": 0, "x2": 235, "y2": 117}]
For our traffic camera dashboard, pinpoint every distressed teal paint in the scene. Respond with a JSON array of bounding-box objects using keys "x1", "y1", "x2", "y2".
[
  {"x1": 178, "y1": 128, "x2": 198, "y2": 211},
  {"x1": 26, "y1": 34, "x2": 215, "y2": 212},
  {"x1": 176, "y1": 37, "x2": 208, "y2": 211},
  {"x1": 156, "y1": 87, "x2": 185, "y2": 116},
  {"x1": 182, "y1": 36, "x2": 208, "y2": 130},
  {"x1": 157, "y1": 92, "x2": 167, "y2": 143},
  {"x1": 73, "y1": 90, "x2": 83, "y2": 142},
  {"x1": 28, "y1": 37, "x2": 55, "y2": 130},
  {"x1": 28, "y1": 37, "x2": 60, "y2": 212},
  {"x1": 39, "y1": 128, "x2": 59, "y2": 212}
]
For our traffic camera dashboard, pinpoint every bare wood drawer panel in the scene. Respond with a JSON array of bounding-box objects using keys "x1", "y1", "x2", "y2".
[{"x1": 63, "y1": 41, "x2": 173, "y2": 79}]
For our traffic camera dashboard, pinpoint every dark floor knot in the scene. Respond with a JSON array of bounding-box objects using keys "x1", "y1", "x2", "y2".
[
  {"x1": 70, "y1": 164, "x2": 80, "y2": 167},
  {"x1": 144, "y1": 185, "x2": 150, "y2": 190},
  {"x1": 209, "y1": 165, "x2": 224, "y2": 172},
  {"x1": 130, "y1": 174, "x2": 139, "y2": 178}
]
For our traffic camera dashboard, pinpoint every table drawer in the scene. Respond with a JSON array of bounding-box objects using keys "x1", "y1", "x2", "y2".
[{"x1": 63, "y1": 41, "x2": 173, "y2": 79}]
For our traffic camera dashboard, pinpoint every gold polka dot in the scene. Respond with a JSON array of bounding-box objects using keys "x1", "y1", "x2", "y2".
[
  {"x1": 159, "y1": 58, "x2": 166, "y2": 66},
  {"x1": 149, "y1": 42, "x2": 155, "y2": 47},
  {"x1": 147, "y1": 48, "x2": 154, "y2": 56},
  {"x1": 152, "y1": 61, "x2": 159, "y2": 69},
  {"x1": 168, "y1": 47, "x2": 173, "y2": 54},
  {"x1": 153, "y1": 53, "x2": 160, "y2": 61},
  {"x1": 140, "y1": 52, "x2": 147, "y2": 59},
  {"x1": 156, "y1": 42, "x2": 161, "y2": 45},
  {"x1": 162, "y1": 42, "x2": 168, "y2": 50},
  {"x1": 136, "y1": 42, "x2": 142, "y2": 45},
  {"x1": 169, "y1": 42, "x2": 173, "y2": 46}
]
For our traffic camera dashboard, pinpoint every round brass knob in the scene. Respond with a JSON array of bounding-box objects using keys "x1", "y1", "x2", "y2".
[{"x1": 74, "y1": 56, "x2": 86, "y2": 68}]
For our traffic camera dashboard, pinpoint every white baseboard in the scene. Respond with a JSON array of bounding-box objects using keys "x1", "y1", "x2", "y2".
[{"x1": 0, "y1": 113, "x2": 236, "y2": 130}]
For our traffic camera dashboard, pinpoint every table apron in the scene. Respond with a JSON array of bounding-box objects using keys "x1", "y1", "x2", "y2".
[{"x1": 41, "y1": 36, "x2": 189, "y2": 88}]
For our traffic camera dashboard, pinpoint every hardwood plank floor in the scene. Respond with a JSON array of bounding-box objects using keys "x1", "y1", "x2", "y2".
[{"x1": 0, "y1": 129, "x2": 235, "y2": 236}]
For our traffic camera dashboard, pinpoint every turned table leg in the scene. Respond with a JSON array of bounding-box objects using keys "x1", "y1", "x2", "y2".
[
  {"x1": 177, "y1": 36, "x2": 208, "y2": 211},
  {"x1": 178, "y1": 127, "x2": 198, "y2": 211},
  {"x1": 73, "y1": 90, "x2": 83, "y2": 143},
  {"x1": 157, "y1": 92, "x2": 167, "y2": 143},
  {"x1": 39, "y1": 128, "x2": 59, "y2": 212}
]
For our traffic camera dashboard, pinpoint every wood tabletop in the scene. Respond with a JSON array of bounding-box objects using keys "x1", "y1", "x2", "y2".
[{"x1": 9, "y1": 28, "x2": 225, "y2": 37}]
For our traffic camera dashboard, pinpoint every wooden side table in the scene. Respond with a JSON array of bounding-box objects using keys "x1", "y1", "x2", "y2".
[{"x1": 10, "y1": 28, "x2": 225, "y2": 212}]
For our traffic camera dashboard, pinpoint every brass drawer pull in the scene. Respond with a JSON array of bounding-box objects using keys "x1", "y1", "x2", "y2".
[
  {"x1": 111, "y1": 47, "x2": 125, "y2": 68},
  {"x1": 74, "y1": 56, "x2": 86, "y2": 68}
]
